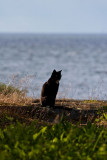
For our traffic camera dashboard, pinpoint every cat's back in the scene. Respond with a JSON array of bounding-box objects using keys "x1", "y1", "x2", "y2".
[
  {"x1": 43, "y1": 80, "x2": 50, "y2": 89},
  {"x1": 41, "y1": 81, "x2": 49, "y2": 96}
]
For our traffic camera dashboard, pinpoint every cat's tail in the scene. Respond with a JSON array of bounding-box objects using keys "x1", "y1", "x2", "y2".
[{"x1": 40, "y1": 96, "x2": 47, "y2": 106}]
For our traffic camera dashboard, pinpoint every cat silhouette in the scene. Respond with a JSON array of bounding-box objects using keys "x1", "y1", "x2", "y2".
[{"x1": 40, "y1": 69, "x2": 62, "y2": 107}]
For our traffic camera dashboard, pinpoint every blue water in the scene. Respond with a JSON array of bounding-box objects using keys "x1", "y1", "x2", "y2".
[{"x1": 0, "y1": 33, "x2": 107, "y2": 99}]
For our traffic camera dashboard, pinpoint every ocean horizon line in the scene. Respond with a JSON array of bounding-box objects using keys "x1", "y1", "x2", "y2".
[{"x1": 0, "y1": 32, "x2": 107, "y2": 36}]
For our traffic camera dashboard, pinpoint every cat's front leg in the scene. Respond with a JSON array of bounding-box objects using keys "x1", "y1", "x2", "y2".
[{"x1": 49, "y1": 96, "x2": 56, "y2": 108}]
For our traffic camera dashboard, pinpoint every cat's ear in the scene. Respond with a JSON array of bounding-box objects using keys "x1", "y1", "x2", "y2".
[
  {"x1": 53, "y1": 69, "x2": 56, "y2": 73},
  {"x1": 59, "y1": 70, "x2": 62, "y2": 73}
]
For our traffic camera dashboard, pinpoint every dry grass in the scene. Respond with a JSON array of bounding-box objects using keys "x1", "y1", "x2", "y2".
[
  {"x1": 0, "y1": 92, "x2": 33, "y2": 106},
  {"x1": 0, "y1": 82, "x2": 33, "y2": 106}
]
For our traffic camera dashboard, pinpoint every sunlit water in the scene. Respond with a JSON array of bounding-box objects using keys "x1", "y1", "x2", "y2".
[{"x1": 0, "y1": 33, "x2": 107, "y2": 99}]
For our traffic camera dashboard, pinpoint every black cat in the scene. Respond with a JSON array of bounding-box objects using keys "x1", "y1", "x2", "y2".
[{"x1": 40, "y1": 69, "x2": 62, "y2": 107}]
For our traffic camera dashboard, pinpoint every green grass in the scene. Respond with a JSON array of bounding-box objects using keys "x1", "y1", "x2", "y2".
[
  {"x1": 83, "y1": 100, "x2": 98, "y2": 103},
  {"x1": 0, "y1": 119, "x2": 107, "y2": 160}
]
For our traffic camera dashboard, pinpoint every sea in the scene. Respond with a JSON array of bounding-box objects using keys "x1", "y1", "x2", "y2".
[{"x1": 0, "y1": 33, "x2": 107, "y2": 100}]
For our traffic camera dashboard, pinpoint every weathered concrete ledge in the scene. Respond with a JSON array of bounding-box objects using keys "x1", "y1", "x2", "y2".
[{"x1": 0, "y1": 99, "x2": 106, "y2": 124}]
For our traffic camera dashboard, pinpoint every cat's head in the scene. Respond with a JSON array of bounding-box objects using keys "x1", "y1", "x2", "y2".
[{"x1": 51, "y1": 69, "x2": 62, "y2": 83}]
